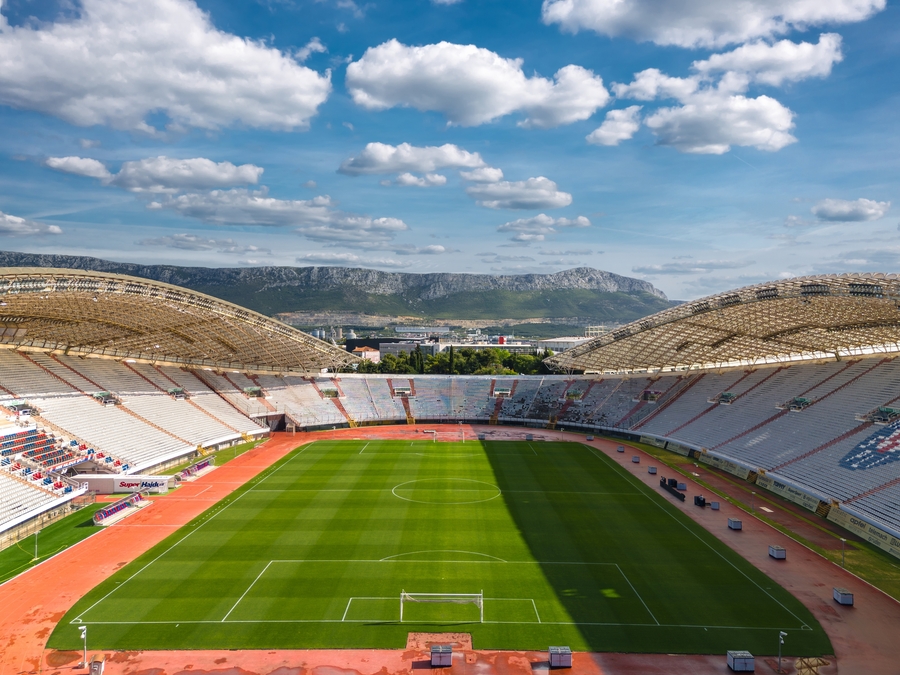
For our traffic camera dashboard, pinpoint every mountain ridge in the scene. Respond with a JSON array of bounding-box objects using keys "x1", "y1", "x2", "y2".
[{"x1": 0, "y1": 251, "x2": 672, "y2": 321}]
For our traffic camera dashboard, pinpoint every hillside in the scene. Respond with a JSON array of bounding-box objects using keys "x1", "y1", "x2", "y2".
[{"x1": 0, "y1": 251, "x2": 674, "y2": 322}]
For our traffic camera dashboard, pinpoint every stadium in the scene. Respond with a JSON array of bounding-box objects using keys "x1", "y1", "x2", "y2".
[{"x1": 2, "y1": 268, "x2": 900, "y2": 674}]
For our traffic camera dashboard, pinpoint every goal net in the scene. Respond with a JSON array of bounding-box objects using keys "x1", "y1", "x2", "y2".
[{"x1": 400, "y1": 590, "x2": 484, "y2": 623}]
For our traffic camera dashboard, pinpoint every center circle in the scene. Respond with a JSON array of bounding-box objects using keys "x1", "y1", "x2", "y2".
[{"x1": 392, "y1": 478, "x2": 501, "y2": 505}]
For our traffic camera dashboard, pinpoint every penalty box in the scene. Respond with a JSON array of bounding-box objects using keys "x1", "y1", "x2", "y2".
[
  {"x1": 217, "y1": 559, "x2": 656, "y2": 626},
  {"x1": 343, "y1": 595, "x2": 541, "y2": 623}
]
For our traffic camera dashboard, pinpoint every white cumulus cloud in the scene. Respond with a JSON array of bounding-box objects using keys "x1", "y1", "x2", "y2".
[
  {"x1": 0, "y1": 211, "x2": 63, "y2": 236},
  {"x1": 497, "y1": 213, "x2": 590, "y2": 242},
  {"x1": 393, "y1": 173, "x2": 448, "y2": 187},
  {"x1": 346, "y1": 39, "x2": 609, "y2": 127},
  {"x1": 296, "y1": 37, "x2": 327, "y2": 62},
  {"x1": 613, "y1": 69, "x2": 699, "y2": 101},
  {"x1": 339, "y1": 142, "x2": 485, "y2": 175},
  {"x1": 642, "y1": 88, "x2": 796, "y2": 154},
  {"x1": 46, "y1": 156, "x2": 264, "y2": 193},
  {"x1": 156, "y1": 188, "x2": 408, "y2": 243},
  {"x1": 0, "y1": 0, "x2": 332, "y2": 131},
  {"x1": 541, "y1": 0, "x2": 884, "y2": 48},
  {"x1": 587, "y1": 106, "x2": 642, "y2": 146},
  {"x1": 467, "y1": 177, "x2": 573, "y2": 210},
  {"x1": 460, "y1": 167, "x2": 504, "y2": 183},
  {"x1": 45, "y1": 156, "x2": 112, "y2": 180},
  {"x1": 692, "y1": 34, "x2": 843, "y2": 86},
  {"x1": 811, "y1": 198, "x2": 890, "y2": 222}
]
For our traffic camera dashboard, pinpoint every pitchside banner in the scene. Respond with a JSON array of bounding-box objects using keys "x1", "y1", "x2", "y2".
[
  {"x1": 640, "y1": 435, "x2": 667, "y2": 448},
  {"x1": 755, "y1": 474, "x2": 822, "y2": 512},
  {"x1": 699, "y1": 453, "x2": 751, "y2": 480},
  {"x1": 828, "y1": 507, "x2": 900, "y2": 561},
  {"x1": 665, "y1": 442, "x2": 693, "y2": 457}
]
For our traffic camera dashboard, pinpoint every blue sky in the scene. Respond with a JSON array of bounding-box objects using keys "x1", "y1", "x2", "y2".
[{"x1": 0, "y1": 0, "x2": 897, "y2": 299}]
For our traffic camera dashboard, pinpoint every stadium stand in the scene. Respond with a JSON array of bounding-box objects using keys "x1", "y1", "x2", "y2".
[
  {"x1": 2, "y1": 268, "x2": 900, "y2": 554},
  {"x1": 55, "y1": 357, "x2": 252, "y2": 448}
]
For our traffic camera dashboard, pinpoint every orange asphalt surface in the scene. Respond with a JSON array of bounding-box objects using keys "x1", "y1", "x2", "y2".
[{"x1": 1, "y1": 426, "x2": 896, "y2": 675}]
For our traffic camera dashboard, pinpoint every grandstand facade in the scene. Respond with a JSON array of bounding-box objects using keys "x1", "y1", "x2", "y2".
[
  {"x1": 547, "y1": 273, "x2": 900, "y2": 373},
  {"x1": 2, "y1": 269, "x2": 900, "y2": 563}
]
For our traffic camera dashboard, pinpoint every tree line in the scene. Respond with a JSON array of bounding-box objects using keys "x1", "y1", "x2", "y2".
[{"x1": 352, "y1": 346, "x2": 554, "y2": 375}]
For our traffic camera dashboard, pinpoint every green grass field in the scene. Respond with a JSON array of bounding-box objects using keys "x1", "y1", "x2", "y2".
[
  {"x1": 49, "y1": 440, "x2": 831, "y2": 655},
  {"x1": 0, "y1": 504, "x2": 104, "y2": 585}
]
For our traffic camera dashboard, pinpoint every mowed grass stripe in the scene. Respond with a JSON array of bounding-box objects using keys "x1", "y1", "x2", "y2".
[{"x1": 49, "y1": 440, "x2": 831, "y2": 655}]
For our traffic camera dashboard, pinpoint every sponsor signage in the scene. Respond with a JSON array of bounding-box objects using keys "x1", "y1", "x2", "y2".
[
  {"x1": 640, "y1": 435, "x2": 666, "y2": 448},
  {"x1": 665, "y1": 442, "x2": 693, "y2": 456},
  {"x1": 828, "y1": 507, "x2": 900, "y2": 561},
  {"x1": 699, "y1": 453, "x2": 751, "y2": 480},
  {"x1": 755, "y1": 474, "x2": 822, "y2": 512},
  {"x1": 839, "y1": 420, "x2": 900, "y2": 470},
  {"x1": 74, "y1": 474, "x2": 171, "y2": 494},
  {"x1": 115, "y1": 479, "x2": 168, "y2": 492}
]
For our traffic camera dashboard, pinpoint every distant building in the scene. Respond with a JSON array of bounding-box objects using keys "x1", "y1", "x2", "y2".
[
  {"x1": 537, "y1": 337, "x2": 592, "y2": 352},
  {"x1": 434, "y1": 342, "x2": 536, "y2": 355},
  {"x1": 380, "y1": 342, "x2": 440, "y2": 358},
  {"x1": 352, "y1": 346, "x2": 380, "y2": 363},
  {"x1": 393, "y1": 326, "x2": 452, "y2": 336}
]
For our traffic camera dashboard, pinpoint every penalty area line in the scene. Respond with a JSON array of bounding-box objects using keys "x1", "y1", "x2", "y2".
[{"x1": 222, "y1": 561, "x2": 273, "y2": 622}]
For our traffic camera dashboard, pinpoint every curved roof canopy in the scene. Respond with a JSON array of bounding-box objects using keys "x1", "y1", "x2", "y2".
[
  {"x1": 0, "y1": 268, "x2": 358, "y2": 372},
  {"x1": 547, "y1": 274, "x2": 900, "y2": 373}
]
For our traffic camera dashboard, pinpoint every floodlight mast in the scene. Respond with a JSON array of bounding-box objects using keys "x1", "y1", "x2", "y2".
[
  {"x1": 79, "y1": 625, "x2": 87, "y2": 668},
  {"x1": 778, "y1": 631, "x2": 787, "y2": 673}
]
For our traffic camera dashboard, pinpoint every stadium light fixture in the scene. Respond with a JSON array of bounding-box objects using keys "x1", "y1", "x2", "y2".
[
  {"x1": 778, "y1": 631, "x2": 787, "y2": 673},
  {"x1": 79, "y1": 625, "x2": 87, "y2": 668}
]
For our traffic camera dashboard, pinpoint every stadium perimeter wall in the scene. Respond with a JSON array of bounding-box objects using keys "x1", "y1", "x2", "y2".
[{"x1": 602, "y1": 426, "x2": 900, "y2": 560}]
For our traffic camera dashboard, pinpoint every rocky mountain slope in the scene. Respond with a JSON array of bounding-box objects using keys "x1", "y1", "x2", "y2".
[{"x1": 0, "y1": 251, "x2": 673, "y2": 321}]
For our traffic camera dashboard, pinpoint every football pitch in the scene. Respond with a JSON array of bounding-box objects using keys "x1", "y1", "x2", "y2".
[{"x1": 50, "y1": 439, "x2": 831, "y2": 655}]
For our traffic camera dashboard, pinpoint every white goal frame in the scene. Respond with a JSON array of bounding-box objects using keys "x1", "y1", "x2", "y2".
[{"x1": 400, "y1": 590, "x2": 484, "y2": 623}]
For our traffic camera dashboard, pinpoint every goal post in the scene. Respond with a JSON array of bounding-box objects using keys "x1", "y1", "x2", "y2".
[{"x1": 400, "y1": 590, "x2": 484, "y2": 623}]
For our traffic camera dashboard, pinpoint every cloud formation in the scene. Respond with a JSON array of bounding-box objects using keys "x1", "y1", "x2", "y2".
[
  {"x1": 633, "y1": 259, "x2": 754, "y2": 275},
  {"x1": 392, "y1": 173, "x2": 448, "y2": 187},
  {"x1": 811, "y1": 198, "x2": 890, "y2": 222},
  {"x1": 587, "y1": 106, "x2": 642, "y2": 146},
  {"x1": 460, "y1": 167, "x2": 504, "y2": 183},
  {"x1": 346, "y1": 40, "x2": 609, "y2": 127},
  {"x1": 153, "y1": 188, "x2": 408, "y2": 243},
  {"x1": 644, "y1": 90, "x2": 795, "y2": 154},
  {"x1": 339, "y1": 142, "x2": 484, "y2": 175},
  {"x1": 0, "y1": 0, "x2": 331, "y2": 131},
  {"x1": 692, "y1": 34, "x2": 843, "y2": 86},
  {"x1": 541, "y1": 0, "x2": 884, "y2": 48},
  {"x1": 466, "y1": 178, "x2": 573, "y2": 210},
  {"x1": 295, "y1": 252, "x2": 407, "y2": 268},
  {"x1": 45, "y1": 156, "x2": 112, "y2": 180},
  {"x1": 497, "y1": 213, "x2": 590, "y2": 241},
  {"x1": 393, "y1": 244, "x2": 449, "y2": 255},
  {"x1": 0, "y1": 211, "x2": 63, "y2": 236},
  {"x1": 137, "y1": 233, "x2": 271, "y2": 254},
  {"x1": 47, "y1": 156, "x2": 264, "y2": 193},
  {"x1": 296, "y1": 37, "x2": 327, "y2": 62}
]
